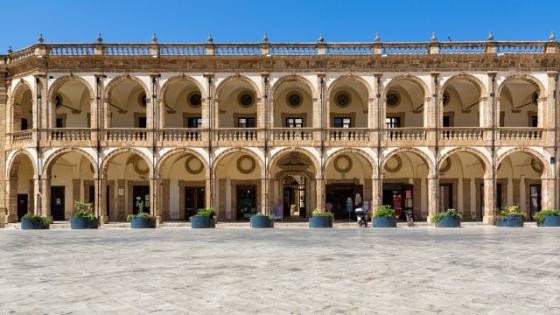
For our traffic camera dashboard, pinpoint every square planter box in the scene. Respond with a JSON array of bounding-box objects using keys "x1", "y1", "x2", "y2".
[
  {"x1": 541, "y1": 215, "x2": 560, "y2": 227},
  {"x1": 372, "y1": 216, "x2": 397, "y2": 228},
  {"x1": 250, "y1": 215, "x2": 273, "y2": 228},
  {"x1": 435, "y1": 216, "x2": 461, "y2": 228},
  {"x1": 309, "y1": 216, "x2": 333, "y2": 228},
  {"x1": 191, "y1": 215, "x2": 216, "y2": 228},
  {"x1": 496, "y1": 216, "x2": 524, "y2": 227},
  {"x1": 21, "y1": 218, "x2": 49, "y2": 230}
]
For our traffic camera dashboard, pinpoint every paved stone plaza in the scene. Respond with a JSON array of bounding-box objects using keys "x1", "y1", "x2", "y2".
[{"x1": 1, "y1": 226, "x2": 559, "y2": 314}]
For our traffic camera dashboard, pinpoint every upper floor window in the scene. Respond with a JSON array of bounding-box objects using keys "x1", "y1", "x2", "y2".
[
  {"x1": 333, "y1": 117, "x2": 351, "y2": 128},
  {"x1": 386, "y1": 116, "x2": 401, "y2": 128},
  {"x1": 285, "y1": 117, "x2": 304, "y2": 128},
  {"x1": 237, "y1": 117, "x2": 256, "y2": 128},
  {"x1": 185, "y1": 117, "x2": 202, "y2": 128}
]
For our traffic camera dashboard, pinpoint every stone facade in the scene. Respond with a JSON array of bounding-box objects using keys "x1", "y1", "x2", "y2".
[{"x1": 2, "y1": 35, "x2": 559, "y2": 224}]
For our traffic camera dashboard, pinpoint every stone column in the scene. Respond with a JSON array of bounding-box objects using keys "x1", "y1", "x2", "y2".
[
  {"x1": 541, "y1": 177, "x2": 555, "y2": 211},
  {"x1": 260, "y1": 178, "x2": 268, "y2": 215},
  {"x1": 316, "y1": 176, "x2": 325, "y2": 211},
  {"x1": 483, "y1": 177, "x2": 496, "y2": 224},
  {"x1": 427, "y1": 175, "x2": 438, "y2": 222},
  {"x1": 150, "y1": 176, "x2": 161, "y2": 224},
  {"x1": 205, "y1": 177, "x2": 211, "y2": 209},
  {"x1": 426, "y1": 73, "x2": 439, "y2": 143},
  {"x1": 40, "y1": 177, "x2": 50, "y2": 219},
  {"x1": 371, "y1": 175, "x2": 381, "y2": 216},
  {"x1": 97, "y1": 177, "x2": 108, "y2": 223}
]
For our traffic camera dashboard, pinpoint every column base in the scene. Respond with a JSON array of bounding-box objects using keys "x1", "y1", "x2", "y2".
[
  {"x1": 483, "y1": 215, "x2": 495, "y2": 225},
  {"x1": 99, "y1": 215, "x2": 109, "y2": 224},
  {"x1": 156, "y1": 215, "x2": 163, "y2": 224},
  {"x1": 6, "y1": 213, "x2": 19, "y2": 223},
  {"x1": 426, "y1": 215, "x2": 434, "y2": 223}
]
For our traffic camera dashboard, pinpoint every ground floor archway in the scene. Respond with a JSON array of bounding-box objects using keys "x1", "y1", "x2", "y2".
[{"x1": 7, "y1": 152, "x2": 36, "y2": 222}]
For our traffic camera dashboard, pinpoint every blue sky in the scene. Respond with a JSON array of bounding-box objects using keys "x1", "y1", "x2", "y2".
[{"x1": 2, "y1": 0, "x2": 558, "y2": 53}]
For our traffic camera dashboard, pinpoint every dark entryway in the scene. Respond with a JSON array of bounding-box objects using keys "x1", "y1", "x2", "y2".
[
  {"x1": 529, "y1": 184, "x2": 541, "y2": 220},
  {"x1": 17, "y1": 194, "x2": 28, "y2": 221},
  {"x1": 382, "y1": 183, "x2": 414, "y2": 221},
  {"x1": 50, "y1": 186, "x2": 65, "y2": 220},
  {"x1": 185, "y1": 186, "x2": 205, "y2": 220},
  {"x1": 282, "y1": 175, "x2": 307, "y2": 219},
  {"x1": 132, "y1": 185, "x2": 150, "y2": 214},
  {"x1": 439, "y1": 184, "x2": 453, "y2": 212},
  {"x1": 326, "y1": 183, "x2": 363, "y2": 220},
  {"x1": 237, "y1": 185, "x2": 257, "y2": 220}
]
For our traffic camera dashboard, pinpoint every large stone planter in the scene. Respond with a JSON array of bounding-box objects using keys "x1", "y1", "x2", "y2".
[
  {"x1": 372, "y1": 216, "x2": 397, "y2": 228},
  {"x1": 191, "y1": 215, "x2": 215, "y2": 228},
  {"x1": 130, "y1": 216, "x2": 156, "y2": 229},
  {"x1": 541, "y1": 215, "x2": 560, "y2": 227},
  {"x1": 309, "y1": 216, "x2": 333, "y2": 228},
  {"x1": 21, "y1": 217, "x2": 49, "y2": 230},
  {"x1": 250, "y1": 215, "x2": 273, "y2": 228},
  {"x1": 71, "y1": 217, "x2": 98, "y2": 229},
  {"x1": 435, "y1": 216, "x2": 461, "y2": 228},
  {"x1": 496, "y1": 216, "x2": 524, "y2": 227}
]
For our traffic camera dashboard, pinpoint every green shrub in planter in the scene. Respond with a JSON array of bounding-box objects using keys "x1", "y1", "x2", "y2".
[
  {"x1": 71, "y1": 201, "x2": 98, "y2": 229},
  {"x1": 191, "y1": 208, "x2": 216, "y2": 228},
  {"x1": 432, "y1": 209, "x2": 462, "y2": 227},
  {"x1": 127, "y1": 202, "x2": 156, "y2": 228},
  {"x1": 21, "y1": 213, "x2": 50, "y2": 230},
  {"x1": 534, "y1": 209, "x2": 560, "y2": 227},
  {"x1": 496, "y1": 205, "x2": 525, "y2": 227},
  {"x1": 309, "y1": 209, "x2": 333, "y2": 228},
  {"x1": 372, "y1": 205, "x2": 397, "y2": 228}
]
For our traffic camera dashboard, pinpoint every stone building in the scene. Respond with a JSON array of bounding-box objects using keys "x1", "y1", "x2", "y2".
[{"x1": 1, "y1": 33, "x2": 558, "y2": 224}]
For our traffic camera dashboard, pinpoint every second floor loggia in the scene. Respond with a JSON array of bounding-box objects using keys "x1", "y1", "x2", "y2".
[{"x1": 8, "y1": 74, "x2": 551, "y2": 148}]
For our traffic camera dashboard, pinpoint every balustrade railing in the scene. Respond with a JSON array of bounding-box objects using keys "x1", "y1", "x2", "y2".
[
  {"x1": 327, "y1": 128, "x2": 370, "y2": 142},
  {"x1": 215, "y1": 44, "x2": 261, "y2": 56},
  {"x1": 439, "y1": 43, "x2": 485, "y2": 54},
  {"x1": 49, "y1": 44, "x2": 96, "y2": 56},
  {"x1": 47, "y1": 128, "x2": 91, "y2": 141},
  {"x1": 11, "y1": 130, "x2": 33, "y2": 144},
  {"x1": 384, "y1": 128, "x2": 426, "y2": 141},
  {"x1": 439, "y1": 128, "x2": 484, "y2": 141},
  {"x1": 496, "y1": 42, "x2": 545, "y2": 54},
  {"x1": 381, "y1": 43, "x2": 429, "y2": 55},
  {"x1": 271, "y1": 128, "x2": 314, "y2": 141},
  {"x1": 159, "y1": 44, "x2": 206, "y2": 56},
  {"x1": 159, "y1": 128, "x2": 204, "y2": 142},
  {"x1": 104, "y1": 44, "x2": 150, "y2": 56},
  {"x1": 215, "y1": 128, "x2": 259, "y2": 142},
  {"x1": 498, "y1": 128, "x2": 543, "y2": 141},
  {"x1": 269, "y1": 44, "x2": 318, "y2": 56},
  {"x1": 104, "y1": 128, "x2": 148, "y2": 142}
]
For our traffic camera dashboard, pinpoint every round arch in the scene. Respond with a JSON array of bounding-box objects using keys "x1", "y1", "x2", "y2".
[
  {"x1": 10, "y1": 80, "x2": 34, "y2": 105},
  {"x1": 101, "y1": 148, "x2": 153, "y2": 176},
  {"x1": 42, "y1": 148, "x2": 98, "y2": 178},
  {"x1": 48, "y1": 75, "x2": 95, "y2": 105},
  {"x1": 215, "y1": 75, "x2": 262, "y2": 101},
  {"x1": 324, "y1": 148, "x2": 376, "y2": 177},
  {"x1": 497, "y1": 147, "x2": 552, "y2": 178},
  {"x1": 441, "y1": 73, "x2": 487, "y2": 99},
  {"x1": 270, "y1": 74, "x2": 318, "y2": 100},
  {"x1": 382, "y1": 148, "x2": 435, "y2": 176},
  {"x1": 326, "y1": 74, "x2": 372, "y2": 100},
  {"x1": 7, "y1": 150, "x2": 37, "y2": 178},
  {"x1": 103, "y1": 75, "x2": 151, "y2": 101},
  {"x1": 159, "y1": 75, "x2": 207, "y2": 100},
  {"x1": 496, "y1": 73, "x2": 546, "y2": 98},
  {"x1": 268, "y1": 147, "x2": 320, "y2": 176},
  {"x1": 212, "y1": 148, "x2": 265, "y2": 175},
  {"x1": 382, "y1": 74, "x2": 429, "y2": 100},
  {"x1": 439, "y1": 147, "x2": 491, "y2": 176},
  {"x1": 157, "y1": 148, "x2": 209, "y2": 177}
]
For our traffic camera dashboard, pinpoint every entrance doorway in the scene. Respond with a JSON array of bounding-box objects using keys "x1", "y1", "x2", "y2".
[
  {"x1": 185, "y1": 186, "x2": 205, "y2": 220},
  {"x1": 282, "y1": 175, "x2": 307, "y2": 219},
  {"x1": 17, "y1": 194, "x2": 28, "y2": 221},
  {"x1": 51, "y1": 186, "x2": 65, "y2": 220},
  {"x1": 439, "y1": 184, "x2": 453, "y2": 212},
  {"x1": 326, "y1": 183, "x2": 363, "y2": 220},
  {"x1": 132, "y1": 185, "x2": 150, "y2": 214},
  {"x1": 237, "y1": 185, "x2": 257, "y2": 220},
  {"x1": 382, "y1": 183, "x2": 414, "y2": 220},
  {"x1": 529, "y1": 184, "x2": 541, "y2": 220}
]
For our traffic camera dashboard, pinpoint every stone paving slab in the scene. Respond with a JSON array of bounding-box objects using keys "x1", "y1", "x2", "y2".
[{"x1": 0, "y1": 227, "x2": 559, "y2": 314}]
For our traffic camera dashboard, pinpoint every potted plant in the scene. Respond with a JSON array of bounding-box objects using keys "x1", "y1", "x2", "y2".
[
  {"x1": 21, "y1": 213, "x2": 50, "y2": 230},
  {"x1": 372, "y1": 205, "x2": 397, "y2": 228},
  {"x1": 71, "y1": 201, "x2": 98, "y2": 229},
  {"x1": 127, "y1": 202, "x2": 156, "y2": 229},
  {"x1": 496, "y1": 205, "x2": 525, "y2": 227},
  {"x1": 309, "y1": 209, "x2": 333, "y2": 228},
  {"x1": 190, "y1": 208, "x2": 216, "y2": 228},
  {"x1": 432, "y1": 209, "x2": 461, "y2": 228},
  {"x1": 250, "y1": 213, "x2": 274, "y2": 228},
  {"x1": 534, "y1": 209, "x2": 560, "y2": 227}
]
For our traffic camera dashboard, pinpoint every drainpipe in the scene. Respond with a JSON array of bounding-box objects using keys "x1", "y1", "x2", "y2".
[
  {"x1": 151, "y1": 75, "x2": 158, "y2": 218},
  {"x1": 376, "y1": 75, "x2": 382, "y2": 209},
  {"x1": 491, "y1": 74, "x2": 497, "y2": 216},
  {"x1": 263, "y1": 75, "x2": 269, "y2": 215},
  {"x1": 96, "y1": 75, "x2": 102, "y2": 219},
  {"x1": 554, "y1": 74, "x2": 558, "y2": 209},
  {"x1": 433, "y1": 74, "x2": 440, "y2": 213},
  {"x1": 35, "y1": 76, "x2": 42, "y2": 216},
  {"x1": 207, "y1": 75, "x2": 213, "y2": 209},
  {"x1": 319, "y1": 75, "x2": 325, "y2": 211}
]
